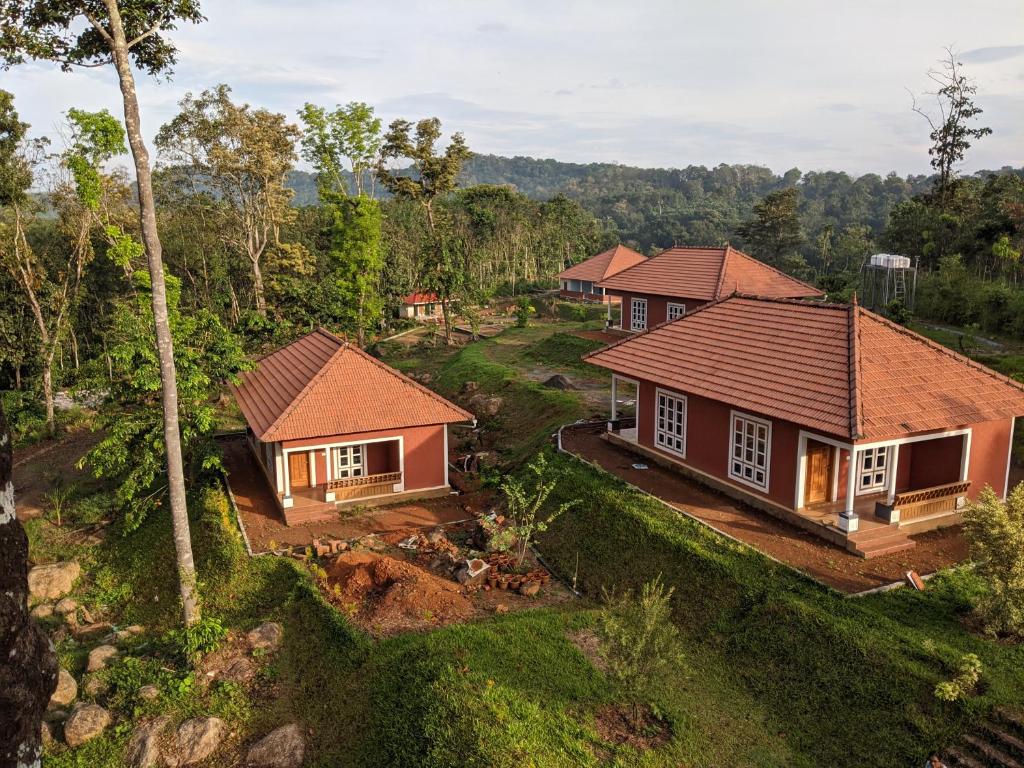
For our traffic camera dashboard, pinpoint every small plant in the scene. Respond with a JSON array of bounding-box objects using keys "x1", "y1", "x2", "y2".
[
  {"x1": 514, "y1": 297, "x2": 534, "y2": 328},
  {"x1": 934, "y1": 653, "x2": 983, "y2": 702},
  {"x1": 487, "y1": 452, "x2": 577, "y2": 568},
  {"x1": 167, "y1": 616, "x2": 228, "y2": 662},
  {"x1": 598, "y1": 576, "x2": 683, "y2": 729},
  {"x1": 44, "y1": 482, "x2": 75, "y2": 528}
]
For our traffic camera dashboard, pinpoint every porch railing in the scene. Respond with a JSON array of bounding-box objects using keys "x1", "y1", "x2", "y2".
[
  {"x1": 893, "y1": 480, "x2": 970, "y2": 523},
  {"x1": 326, "y1": 471, "x2": 402, "y2": 501}
]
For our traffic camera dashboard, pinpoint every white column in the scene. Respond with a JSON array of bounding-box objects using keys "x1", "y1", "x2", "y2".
[
  {"x1": 324, "y1": 447, "x2": 336, "y2": 502},
  {"x1": 282, "y1": 449, "x2": 293, "y2": 508},
  {"x1": 959, "y1": 432, "x2": 971, "y2": 482},
  {"x1": 609, "y1": 376, "x2": 618, "y2": 429},
  {"x1": 886, "y1": 444, "x2": 900, "y2": 505},
  {"x1": 839, "y1": 448, "x2": 859, "y2": 533},
  {"x1": 309, "y1": 449, "x2": 316, "y2": 486}
]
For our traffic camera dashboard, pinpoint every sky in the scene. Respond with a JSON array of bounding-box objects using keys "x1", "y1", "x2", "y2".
[{"x1": 4, "y1": 0, "x2": 1023, "y2": 177}]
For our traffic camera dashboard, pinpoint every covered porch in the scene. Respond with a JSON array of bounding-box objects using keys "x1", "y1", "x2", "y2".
[
  {"x1": 795, "y1": 429, "x2": 972, "y2": 535},
  {"x1": 280, "y1": 436, "x2": 405, "y2": 509},
  {"x1": 607, "y1": 374, "x2": 639, "y2": 443}
]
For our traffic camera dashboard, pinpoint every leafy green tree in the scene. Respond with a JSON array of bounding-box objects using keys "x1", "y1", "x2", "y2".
[
  {"x1": 911, "y1": 49, "x2": 992, "y2": 209},
  {"x1": 961, "y1": 484, "x2": 1024, "y2": 638},
  {"x1": 735, "y1": 187, "x2": 807, "y2": 274},
  {"x1": 83, "y1": 271, "x2": 248, "y2": 531},
  {"x1": 298, "y1": 101, "x2": 382, "y2": 197},
  {"x1": 0, "y1": 0, "x2": 207, "y2": 626},
  {"x1": 377, "y1": 117, "x2": 471, "y2": 344},
  {"x1": 598, "y1": 576, "x2": 683, "y2": 728}
]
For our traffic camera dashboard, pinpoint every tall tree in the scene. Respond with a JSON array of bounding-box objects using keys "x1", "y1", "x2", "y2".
[
  {"x1": 0, "y1": 399, "x2": 58, "y2": 768},
  {"x1": 911, "y1": 49, "x2": 992, "y2": 209},
  {"x1": 735, "y1": 187, "x2": 806, "y2": 274},
  {"x1": 377, "y1": 117, "x2": 471, "y2": 344},
  {"x1": 0, "y1": 0, "x2": 207, "y2": 627},
  {"x1": 298, "y1": 101, "x2": 382, "y2": 197},
  {"x1": 156, "y1": 84, "x2": 300, "y2": 318}
]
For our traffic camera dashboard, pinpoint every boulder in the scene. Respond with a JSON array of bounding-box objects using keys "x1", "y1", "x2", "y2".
[
  {"x1": 468, "y1": 393, "x2": 502, "y2": 417},
  {"x1": 175, "y1": 716, "x2": 226, "y2": 765},
  {"x1": 31, "y1": 603, "x2": 54, "y2": 619},
  {"x1": 86, "y1": 644, "x2": 119, "y2": 672},
  {"x1": 63, "y1": 703, "x2": 110, "y2": 747},
  {"x1": 245, "y1": 723, "x2": 305, "y2": 768},
  {"x1": 49, "y1": 668, "x2": 78, "y2": 709},
  {"x1": 83, "y1": 674, "x2": 109, "y2": 698},
  {"x1": 124, "y1": 716, "x2": 171, "y2": 768},
  {"x1": 138, "y1": 684, "x2": 160, "y2": 701},
  {"x1": 54, "y1": 597, "x2": 78, "y2": 615},
  {"x1": 27, "y1": 561, "x2": 81, "y2": 601},
  {"x1": 220, "y1": 656, "x2": 256, "y2": 684},
  {"x1": 519, "y1": 580, "x2": 541, "y2": 597},
  {"x1": 542, "y1": 374, "x2": 576, "y2": 390},
  {"x1": 460, "y1": 380, "x2": 480, "y2": 395},
  {"x1": 247, "y1": 622, "x2": 284, "y2": 653}
]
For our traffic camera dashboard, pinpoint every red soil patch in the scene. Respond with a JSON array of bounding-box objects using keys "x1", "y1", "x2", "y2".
[
  {"x1": 593, "y1": 704, "x2": 672, "y2": 751},
  {"x1": 325, "y1": 550, "x2": 474, "y2": 635}
]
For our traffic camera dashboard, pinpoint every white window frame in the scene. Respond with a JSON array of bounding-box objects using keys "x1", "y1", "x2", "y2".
[
  {"x1": 654, "y1": 388, "x2": 687, "y2": 456},
  {"x1": 729, "y1": 411, "x2": 772, "y2": 492},
  {"x1": 333, "y1": 444, "x2": 365, "y2": 479},
  {"x1": 856, "y1": 445, "x2": 890, "y2": 495},
  {"x1": 666, "y1": 302, "x2": 687, "y2": 322},
  {"x1": 630, "y1": 297, "x2": 647, "y2": 331}
]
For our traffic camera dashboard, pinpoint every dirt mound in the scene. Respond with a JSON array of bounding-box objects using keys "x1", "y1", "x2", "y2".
[
  {"x1": 542, "y1": 374, "x2": 577, "y2": 390},
  {"x1": 326, "y1": 551, "x2": 473, "y2": 634}
]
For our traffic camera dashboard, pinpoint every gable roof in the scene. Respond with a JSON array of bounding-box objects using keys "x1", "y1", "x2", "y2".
[
  {"x1": 596, "y1": 246, "x2": 822, "y2": 301},
  {"x1": 231, "y1": 328, "x2": 473, "y2": 442},
  {"x1": 584, "y1": 295, "x2": 1024, "y2": 441},
  {"x1": 557, "y1": 244, "x2": 647, "y2": 283},
  {"x1": 401, "y1": 291, "x2": 439, "y2": 305}
]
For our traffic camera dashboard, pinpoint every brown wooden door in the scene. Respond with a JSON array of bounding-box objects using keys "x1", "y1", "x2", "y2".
[
  {"x1": 804, "y1": 441, "x2": 833, "y2": 506},
  {"x1": 288, "y1": 452, "x2": 310, "y2": 489}
]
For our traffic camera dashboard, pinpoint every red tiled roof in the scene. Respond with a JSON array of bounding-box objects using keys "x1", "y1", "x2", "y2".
[
  {"x1": 584, "y1": 296, "x2": 1024, "y2": 440},
  {"x1": 557, "y1": 244, "x2": 647, "y2": 282},
  {"x1": 401, "y1": 291, "x2": 439, "y2": 305},
  {"x1": 231, "y1": 328, "x2": 473, "y2": 442},
  {"x1": 597, "y1": 246, "x2": 822, "y2": 301}
]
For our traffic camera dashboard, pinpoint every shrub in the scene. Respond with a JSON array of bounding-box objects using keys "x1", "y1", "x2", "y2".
[
  {"x1": 934, "y1": 653, "x2": 983, "y2": 702},
  {"x1": 961, "y1": 484, "x2": 1024, "y2": 638},
  {"x1": 166, "y1": 616, "x2": 228, "y2": 662},
  {"x1": 513, "y1": 297, "x2": 533, "y2": 328}
]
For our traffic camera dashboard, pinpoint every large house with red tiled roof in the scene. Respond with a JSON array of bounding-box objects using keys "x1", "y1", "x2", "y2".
[
  {"x1": 597, "y1": 246, "x2": 823, "y2": 332},
  {"x1": 231, "y1": 328, "x2": 473, "y2": 525},
  {"x1": 558, "y1": 244, "x2": 646, "y2": 303},
  {"x1": 584, "y1": 295, "x2": 1024, "y2": 557}
]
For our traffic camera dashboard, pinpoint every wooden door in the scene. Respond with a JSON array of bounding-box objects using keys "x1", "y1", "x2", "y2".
[
  {"x1": 804, "y1": 441, "x2": 833, "y2": 506},
  {"x1": 288, "y1": 452, "x2": 310, "y2": 489}
]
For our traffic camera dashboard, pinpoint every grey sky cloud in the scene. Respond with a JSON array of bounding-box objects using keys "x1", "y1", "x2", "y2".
[{"x1": 2, "y1": 0, "x2": 1021, "y2": 177}]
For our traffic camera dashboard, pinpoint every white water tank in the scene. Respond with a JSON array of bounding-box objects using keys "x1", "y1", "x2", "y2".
[{"x1": 869, "y1": 253, "x2": 911, "y2": 269}]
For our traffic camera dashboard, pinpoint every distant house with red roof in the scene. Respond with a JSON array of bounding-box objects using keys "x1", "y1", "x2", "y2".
[
  {"x1": 399, "y1": 291, "x2": 443, "y2": 321},
  {"x1": 597, "y1": 245, "x2": 823, "y2": 332},
  {"x1": 231, "y1": 328, "x2": 473, "y2": 525},
  {"x1": 558, "y1": 244, "x2": 646, "y2": 303},
  {"x1": 585, "y1": 296, "x2": 1024, "y2": 557}
]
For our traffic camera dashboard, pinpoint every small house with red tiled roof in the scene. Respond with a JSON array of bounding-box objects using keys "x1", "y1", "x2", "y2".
[
  {"x1": 597, "y1": 246, "x2": 823, "y2": 332},
  {"x1": 398, "y1": 291, "x2": 443, "y2": 321},
  {"x1": 584, "y1": 295, "x2": 1024, "y2": 557},
  {"x1": 231, "y1": 328, "x2": 473, "y2": 525},
  {"x1": 558, "y1": 244, "x2": 647, "y2": 303}
]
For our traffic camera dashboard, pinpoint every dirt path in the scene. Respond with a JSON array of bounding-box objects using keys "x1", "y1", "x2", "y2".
[
  {"x1": 561, "y1": 425, "x2": 969, "y2": 594},
  {"x1": 13, "y1": 429, "x2": 103, "y2": 521}
]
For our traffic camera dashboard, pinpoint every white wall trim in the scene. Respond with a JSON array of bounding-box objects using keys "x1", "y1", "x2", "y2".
[
  {"x1": 629, "y1": 297, "x2": 647, "y2": 331},
  {"x1": 653, "y1": 387, "x2": 687, "y2": 458},
  {"x1": 728, "y1": 409, "x2": 772, "y2": 494},
  {"x1": 1005, "y1": 417, "x2": 1017, "y2": 499},
  {"x1": 443, "y1": 424, "x2": 450, "y2": 488}
]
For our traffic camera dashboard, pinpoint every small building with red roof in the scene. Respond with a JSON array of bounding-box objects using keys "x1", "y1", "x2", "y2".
[
  {"x1": 231, "y1": 328, "x2": 473, "y2": 525},
  {"x1": 597, "y1": 245, "x2": 823, "y2": 332},
  {"x1": 584, "y1": 295, "x2": 1024, "y2": 557},
  {"x1": 398, "y1": 291, "x2": 443, "y2": 321},
  {"x1": 558, "y1": 244, "x2": 647, "y2": 303}
]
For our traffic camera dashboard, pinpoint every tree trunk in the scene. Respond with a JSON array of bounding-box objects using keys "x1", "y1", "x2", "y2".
[
  {"x1": 251, "y1": 256, "x2": 267, "y2": 318},
  {"x1": 104, "y1": 0, "x2": 200, "y2": 626},
  {"x1": 0, "y1": 400, "x2": 58, "y2": 768},
  {"x1": 41, "y1": 361, "x2": 54, "y2": 438}
]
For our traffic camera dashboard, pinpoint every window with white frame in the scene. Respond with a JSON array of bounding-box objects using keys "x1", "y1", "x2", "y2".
[
  {"x1": 729, "y1": 413, "x2": 771, "y2": 491},
  {"x1": 333, "y1": 444, "x2": 365, "y2": 479},
  {"x1": 857, "y1": 446, "x2": 889, "y2": 494},
  {"x1": 655, "y1": 390, "x2": 686, "y2": 455},
  {"x1": 630, "y1": 298, "x2": 647, "y2": 331},
  {"x1": 666, "y1": 303, "x2": 687, "y2": 322}
]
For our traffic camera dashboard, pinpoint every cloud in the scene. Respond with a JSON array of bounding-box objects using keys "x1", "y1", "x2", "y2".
[
  {"x1": 477, "y1": 22, "x2": 508, "y2": 34},
  {"x1": 960, "y1": 44, "x2": 1024, "y2": 63},
  {"x1": 823, "y1": 103, "x2": 859, "y2": 113}
]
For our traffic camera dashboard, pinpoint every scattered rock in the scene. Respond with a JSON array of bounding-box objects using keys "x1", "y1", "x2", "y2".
[
  {"x1": 80, "y1": 606, "x2": 95, "y2": 624},
  {"x1": 27, "y1": 561, "x2": 81, "y2": 601},
  {"x1": 460, "y1": 380, "x2": 479, "y2": 395},
  {"x1": 125, "y1": 624, "x2": 145, "y2": 636},
  {"x1": 31, "y1": 603, "x2": 54, "y2": 619},
  {"x1": 124, "y1": 716, "x2": 171, "y2": 768},
  {"x1": 245, "y1": 723, "x2": 306, "y2": 768},
  {"x1": 74, "y1": 622, "x2": 114, "y2": 641},
  {"x1": 220, "y1": 656, "x2": 256, "y2": 684},
  {"x1": 49, "y1": 668, "x2": 78, "y2": 709},
  {"x1": 87, "y1": 644, "x2": 119, "y2": 672},
  {"x1": 83, "y1": 674, "x2": 109, "y2": 698},
  {"x1": 312, "y1": 538, "x2": 332, "y2": 558},
  {"x1": 542, "y1": 373, "x2": 576, "y2": 390},
  {"x1": 519, "y1": 580, "x2": 541, "y2": 597},
  {"x1": 175, "y1": 716, "x2": 226, "y2": 765},
  {"x1": 54, "y1": 597, "x2": 78, "y2": 615},
  {"x1": 494, "y1": 603, "x2": 510, "y2": 615},
  {"x1": 247, "y1": 622, "x2": 284, "y2": 653},
  {"x1": 468, "y1": 393, "x2": 502, "y2": 417},
  {"x1": 63, "y1": 703, "x2": 110, "y2": 747},
  {"x1": 138, "y1": 685, "x2": 160, "y2": 701}
]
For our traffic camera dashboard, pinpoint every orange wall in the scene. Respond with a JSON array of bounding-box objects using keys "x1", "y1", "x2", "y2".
[{"x1": 282, "y1": 424, "x2": 448, "y2": 491}]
